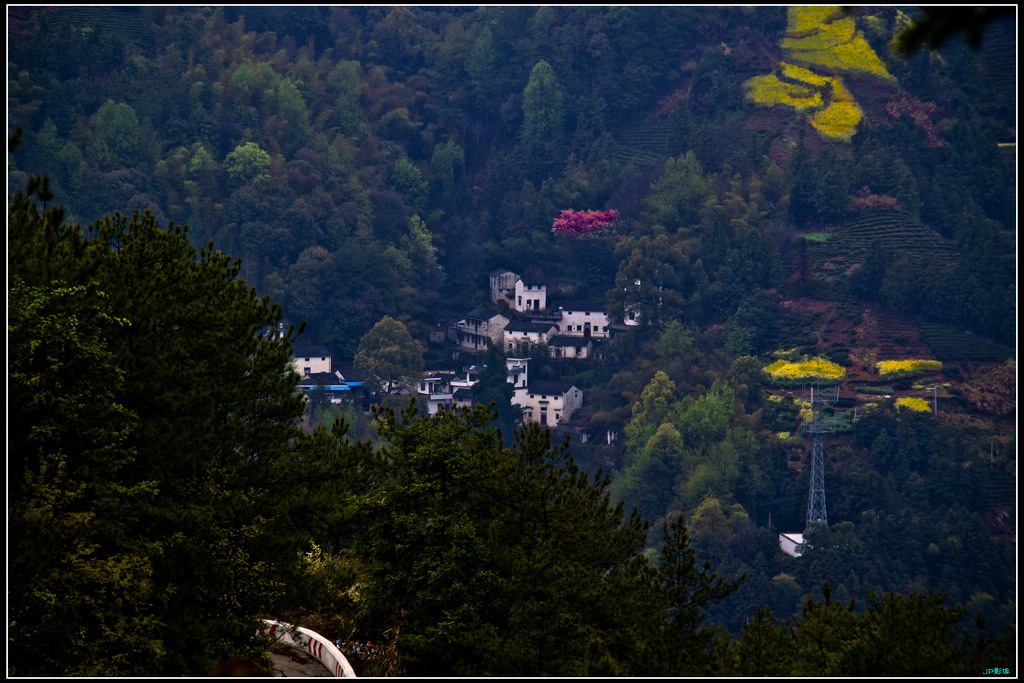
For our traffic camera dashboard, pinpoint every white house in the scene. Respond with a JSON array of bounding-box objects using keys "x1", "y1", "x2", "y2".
[
  {"x1": 450, "y1": 309, "x2": 509, "y2": 352},
  {"x1": 504, "y1": 321, "x2": 558, "y2": 353},
  {"x1": 557, "y1": 302, "x2": 611, "y2": 338},
  {"x1": 292, "y1": 344, "x2": 331, "y2": 377},
  {"x1": 506, "y1": 357, "x2": 529, "y2": 389},
  {"x1": 514, "y1": 380, "x2": 583, "y2": 428},
  {"x1": 515, "y1": 276, "x2": 547, "y2": 312},
  {"x1": 417, "y1": 372, "x2": 455, "y2": 414}
]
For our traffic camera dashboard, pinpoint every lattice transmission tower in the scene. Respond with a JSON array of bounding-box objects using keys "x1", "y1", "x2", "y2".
[{"x1": 801, "y1": 384, "x2": 839, "y2": 529}]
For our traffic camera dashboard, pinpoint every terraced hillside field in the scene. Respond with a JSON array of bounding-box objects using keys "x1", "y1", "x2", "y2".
[{"x1": 807, "y1": 208, "x2": 958, "y2": 283}]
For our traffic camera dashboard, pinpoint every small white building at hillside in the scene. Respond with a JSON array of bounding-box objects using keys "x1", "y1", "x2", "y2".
[
  {"x1": 557, "y1": 302, "x2": 611, "y2": 338},
  {"x1": 292, "y1": 344, "x2": 331, "y2": 377},
  {"x1": 514, "y1": 380, "x2": 583, "y2": 428},
  {"x1": 515, "y1": 276, "x2": 547, "y2": 312}
]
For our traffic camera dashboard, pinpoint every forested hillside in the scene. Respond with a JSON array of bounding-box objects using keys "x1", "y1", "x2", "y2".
[{"x1": 8, "y1": 5, "x2": 1016, "y2": 676}]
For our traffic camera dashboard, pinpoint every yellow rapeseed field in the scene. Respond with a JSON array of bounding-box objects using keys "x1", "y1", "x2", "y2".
[
  {"x1": 875, "y1": 359, "x2": 943, "y2": 376},
  {"x1": 783, "y1": 8, "x2": 895, "y2": 81},
  {"x1": 766, "y1": 357, "x2": 846, "y2": 384},
  {"x1": 781, "y1": 62, "x2": 832, "y2": 87},
  {"x1": 745, "y1": 74, "x2": 823, "y2": 109}
]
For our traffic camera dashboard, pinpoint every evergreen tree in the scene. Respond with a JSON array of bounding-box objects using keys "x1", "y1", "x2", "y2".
[
  {"x1": 353, "y1": 315, "x2": 424, "y2": 395},
  {"x1": 470, "y1": 343, "x2": 522, "y2": 445},
  {"x1": 9, "y1": 169, "x2": 336, "y2": 675}
]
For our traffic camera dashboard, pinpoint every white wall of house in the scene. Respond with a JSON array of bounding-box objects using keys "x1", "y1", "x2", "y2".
[
  {"x1": 451, "y1": 311, "x2": 509, "y2": 351},
  {"x1": 515, "y1": 278, "x2": 547, "y2": 312},
  {"x1": 506, "y1": 357, "x2": 529, "y2": 389},
  {"x1": 558, "y1": 307, "x2": 610, "y2": 338},
  {"x1": 514, "y1": 384, "x2": 582, "y2": 427},
  {"x1": 292, "y1": 353, "x2": 331, "y2": 377},
  {"x1": 417, "y1": 373, "x2": 454, "y2": 414},
  {"x1": 504, "y1": 324, "x2": 556, "y2": 353}
]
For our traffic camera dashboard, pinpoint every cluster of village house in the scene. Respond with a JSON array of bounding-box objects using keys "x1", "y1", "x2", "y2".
[{"x1": 292, "y1": 268, "x2": 638, "y2": 432}]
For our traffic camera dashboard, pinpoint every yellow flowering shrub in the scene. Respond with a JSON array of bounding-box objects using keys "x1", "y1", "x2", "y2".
[
  {"x1": 875, "y1": 359, "x2": 943, "y2": 376},
  {"x1": 794, "y1": 398, "x2": 814, "y2": 424},
  {"x1": 766, "y1": 357, "x2": 846, "y2": 385},
  {"x1": 767, "y1": 394, "x2": 785, "y2": 404},
  {"x1": 896, "y1": 397, "x2": 931, "y2": 413},
  {"x1": 777, "y1": 431, "x2": 792, "y2": 441}
]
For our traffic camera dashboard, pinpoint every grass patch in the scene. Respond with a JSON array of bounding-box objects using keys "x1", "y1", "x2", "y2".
[{"x1": 801, "y1": 231, "x2": 830, "y2": 242}]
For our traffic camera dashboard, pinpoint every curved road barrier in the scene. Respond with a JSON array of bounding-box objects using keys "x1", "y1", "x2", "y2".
[{"x1": 261, "y1": 619, "x2": 357, "y2": 677}]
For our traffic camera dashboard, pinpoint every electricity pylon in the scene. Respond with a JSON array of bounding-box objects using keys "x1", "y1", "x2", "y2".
[{"x1": 801, "y1": 384, "x2": 838, "y2": 529}]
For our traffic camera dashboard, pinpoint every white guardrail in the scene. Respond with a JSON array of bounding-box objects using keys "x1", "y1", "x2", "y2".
[{"x1": 261, "y1": 619, "x2": 357, "y2": 678}]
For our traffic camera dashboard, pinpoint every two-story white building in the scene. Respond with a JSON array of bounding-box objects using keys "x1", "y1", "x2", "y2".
[
  {"x1": 417, "y1": 372, "x2": 455, "y2": 414},
  {"x1": 514, "y1": 380, "x2": 583, "y2": 428},
  {"x1": 450, "y1": 309, "x2": 509, "y2": 353},
  {"x1": 515, "y1": 276, "x2": 547, "y2": 312},
  {"x1": 557, "y1": 302, "x2": 611, "y2": 338},
  {"x1": 292, "y1": 344, "x2": 331, "y2": 377}
]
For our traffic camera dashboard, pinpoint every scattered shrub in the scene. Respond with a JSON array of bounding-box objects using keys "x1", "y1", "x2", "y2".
[{"x1": 896, "y1": 396, "x2": 931, "y2": 413}]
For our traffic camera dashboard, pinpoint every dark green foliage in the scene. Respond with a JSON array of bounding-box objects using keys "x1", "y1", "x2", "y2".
[
  {"x1": 6, "y1": 7, "x2": 1017, "y2": 675},
  {"x1": 8, "y1": 173, "x2": 345, "y2": 675},
  {"x1": 324, "y1": 401, "x2": 744, "y2": 676},
  {"x1": 470, "y1": 343, "x2": 522, "y2": 444}
]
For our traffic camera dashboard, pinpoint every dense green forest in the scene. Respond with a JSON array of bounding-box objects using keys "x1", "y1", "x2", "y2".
[{"x1": 8, "y1": 5, "x2": 1016, "y2": 676}]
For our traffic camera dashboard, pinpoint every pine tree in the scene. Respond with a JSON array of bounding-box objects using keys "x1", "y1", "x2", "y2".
[{"x1": 9, "y1": 166, "x2": 333, "y2": 675}]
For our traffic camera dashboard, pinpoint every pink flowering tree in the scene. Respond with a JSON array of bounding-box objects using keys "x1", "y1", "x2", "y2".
[{"x1": 552, "y1": 209, "x2": 619, "y2": 236}]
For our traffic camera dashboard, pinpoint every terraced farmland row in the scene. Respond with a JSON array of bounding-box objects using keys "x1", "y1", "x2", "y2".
[
  {"x1": 40, "y1": 6, "x2": 155, "y2": 56},
  {"x1": 976, "y1": 21, "x2": 1017, "y2": 95},
  {"x1": 808, "y1": 210, "x2": 958, "y2": 278},
  {"x1": 611, "y1": 120, "x2": 672, "y2": 169},
  {"x1": 919, "y1": 321, "x2": 1014, "y2": 364}
]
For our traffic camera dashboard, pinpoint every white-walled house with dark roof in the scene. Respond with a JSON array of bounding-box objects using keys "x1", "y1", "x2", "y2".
[
  {"x1": 449, "y1": 308, "x2": 510, "y2": 353},
  {"x1": 292, "y1": 344, "x2": 331, "y2": 377},
  {"x1": 513, "y1": 380, "x2": 583, "y2": 428},
  {"x1": 557, "y1": 302, "x2": 611, "y2": 338},
  {"x1": 504, "y1": 320, "x2": 558, "y2": 353},
  {"x1": 514, "y1": 276, "x2": 547, "y2": 312}
]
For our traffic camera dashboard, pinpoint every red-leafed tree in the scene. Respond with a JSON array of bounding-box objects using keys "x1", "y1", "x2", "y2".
[{"x1": 552, "y1": 209, "x2": 619, "y2": 236}]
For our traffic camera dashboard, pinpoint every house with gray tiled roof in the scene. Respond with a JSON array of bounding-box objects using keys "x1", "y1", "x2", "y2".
[
  {"x1": 514, "y1": 276, "x2": 547, "y2": 312},
  {"x1": 547, "y1": 335, "x2": 594, "y2": 359},
  {"x1": 449, "y1": 308, "x2": 509, "y2": 353},
  {"x1": 513, "y1": 379, "x2": 583, "y2": 428},
  {"x1": 504, "y1": 320, "x2": 558, "y2": 353},
  {"x1": 556, "y1": 302, "x2": 611, "y2": 339},
  {"x1": 292, "y1": 344, "x2": 331, "y2": 377}
]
